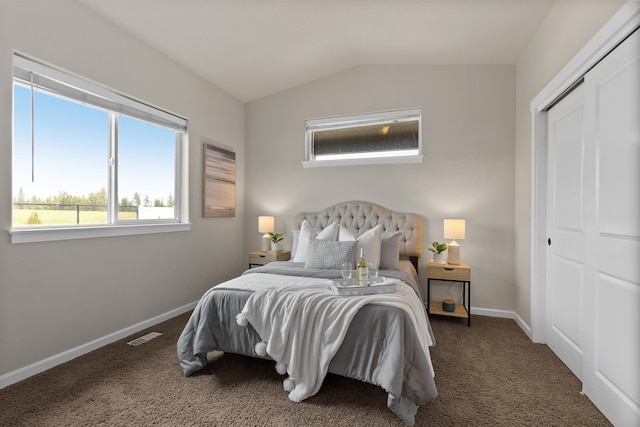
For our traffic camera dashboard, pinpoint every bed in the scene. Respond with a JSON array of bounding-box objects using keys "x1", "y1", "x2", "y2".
[{"x1": 177, "y1": 201, "x2": 438, "y2": 426}]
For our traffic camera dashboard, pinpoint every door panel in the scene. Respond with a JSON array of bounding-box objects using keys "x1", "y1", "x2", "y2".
[
  {"x1": 595, "y1": 273, "x2": 640, "y2": 408},
  {"x1": 597, "y1": 51, "x2": 640, "y2": 239},
  {"x1": 546, "y1": 85, "x2": 585, "y2": 380},
  {"x1": 553, "y1": 105, "x2": 584, "y2": 231},
  {"x1": 552, "y1": 258, "x2": 583, "y2": 347},
  {"x1": 581, "y1": 28, "x2": 640, "y2": 426}
]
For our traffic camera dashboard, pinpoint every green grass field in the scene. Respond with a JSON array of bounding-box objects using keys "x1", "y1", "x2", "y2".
[{"x1": 14, "y1": 209, "x2": 137, "y2": 225}]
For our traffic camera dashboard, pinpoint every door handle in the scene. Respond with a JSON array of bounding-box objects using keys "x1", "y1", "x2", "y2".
[{"x1": 548, "y1": 238, "x2": 551, "y2": 246}]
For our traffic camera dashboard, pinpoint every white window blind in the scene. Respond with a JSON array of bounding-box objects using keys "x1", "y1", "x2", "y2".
[{"x1": 13, "y1": 55, "x2": 187, "y2": 133}]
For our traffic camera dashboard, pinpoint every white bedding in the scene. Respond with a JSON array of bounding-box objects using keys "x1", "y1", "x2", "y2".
[{"x1": 236, "y1": 276, "x2": 434, "y2": 404}]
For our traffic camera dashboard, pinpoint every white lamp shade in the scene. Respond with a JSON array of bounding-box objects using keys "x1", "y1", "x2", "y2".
[
  {"x1": 444, "y1": 219, "x2": 465, "y2": 240},
  {"x1": 258, "y1": 216, "x2": 274, "y2": 234}
]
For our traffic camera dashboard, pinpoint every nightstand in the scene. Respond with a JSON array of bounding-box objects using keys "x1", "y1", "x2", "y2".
[
  {"x1": 248, "y1": 250, "x2": 290, "y2": 268},
  {"x1": 426, "y1": 260, "x2": 471, "y2": 326}
]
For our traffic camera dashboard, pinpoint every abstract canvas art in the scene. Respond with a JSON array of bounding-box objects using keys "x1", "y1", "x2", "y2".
[{"x1": 203, "y1": 143, "x2": 236, "y2": 218}]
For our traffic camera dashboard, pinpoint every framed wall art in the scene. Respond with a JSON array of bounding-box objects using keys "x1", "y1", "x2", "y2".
[{"x1": 203, "y1": 143, "x2": 236, "y2": 218}]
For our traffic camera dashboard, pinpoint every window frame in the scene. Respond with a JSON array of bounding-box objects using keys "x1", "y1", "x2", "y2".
[
  {"x1": 303, "y1": 108, "x2": 423, "y2": 168},
  {"x1": 10, "y1": 54, "x2": 191, "y2": 243}
]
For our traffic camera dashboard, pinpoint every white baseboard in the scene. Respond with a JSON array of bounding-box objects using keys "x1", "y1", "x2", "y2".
[
  {"x1": 1, "y1": 302, "x2": 535, "y2": 389},
  {"x1": 0, "y1": 301, "x2": 197, "y2": 390},
  {"x1": 471, "y1": 307, "x2": 533, "y2": 340},
  {"x1": 513, "y1": 312, "x2": 533, "y2": 340}
]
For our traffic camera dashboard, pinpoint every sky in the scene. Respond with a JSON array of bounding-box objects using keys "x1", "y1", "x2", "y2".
[{"x1": 13, "y1": 84, "x2": 176, "y2": 204}]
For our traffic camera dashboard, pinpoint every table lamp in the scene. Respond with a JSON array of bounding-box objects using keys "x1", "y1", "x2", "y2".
[
  {"x1": 258, "y1": 216, "x2": 274, "y2": 251},
  {"x1": 444, "y1": 219, "x2": 465, "y2": 265}
]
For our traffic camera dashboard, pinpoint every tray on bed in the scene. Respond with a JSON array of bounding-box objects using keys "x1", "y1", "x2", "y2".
[{"x1": 330, "y1": 278, "x2": 398, "y2": 296}]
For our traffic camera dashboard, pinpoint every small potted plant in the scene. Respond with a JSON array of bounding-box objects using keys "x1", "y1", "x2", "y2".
[
  {"x1": 267, "y1": 232, "x2": 284, "y2": 251},
  {"x1": 428, "y1": 241, "x2": 448, "y2": 264}
]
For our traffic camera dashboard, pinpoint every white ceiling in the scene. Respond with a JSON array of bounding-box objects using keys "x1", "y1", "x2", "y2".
[{"x1": 80, "y1": 0, "x2": 557, "y2": 102}]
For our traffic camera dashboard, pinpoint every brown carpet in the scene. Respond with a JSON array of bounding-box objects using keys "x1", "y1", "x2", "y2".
[{"x1": 0, "y1": 313, "x2": 611, "y2": 426}]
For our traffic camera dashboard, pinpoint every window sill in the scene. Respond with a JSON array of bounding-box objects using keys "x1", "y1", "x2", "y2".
[
  {"x1": 9, "y1": 223, "x2": 192, "y2": 244},
  {"x1": 302, "y1": 154, "x2": 423, "y2": 168}
]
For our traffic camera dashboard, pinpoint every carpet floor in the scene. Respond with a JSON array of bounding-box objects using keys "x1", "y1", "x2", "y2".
[{"x1": 0, "y1": 312, "x2": 611, "y2": 426}]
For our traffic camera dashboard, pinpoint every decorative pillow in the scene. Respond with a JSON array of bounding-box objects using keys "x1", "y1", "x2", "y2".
[
  {"x1": 338, "y1": 224, "x2": 382, "y2": 269},
  {"x1": 317, "y1": 221, "x2": 339, "y2": 241},
  {"x1": 293, "y1": 220, "x2": 314, "y2": 262},
  {"x1": 292, "y1": 220, "x2": 339, "y2": 263},
  {"x1": 291, "y1": 229, "x2": 300, "y2": 257},
  {"x1": 379, "y1": 231, "x2": 401, "y2": 270},
  {"x1": 304, "y1": 240, "x2": 357, "y2": 269}
]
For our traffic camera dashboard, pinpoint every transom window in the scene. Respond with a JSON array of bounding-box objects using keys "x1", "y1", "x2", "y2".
[
  {"x1": 11, "y1": 54, "x2": 190, "y2": 243},
  {"x1": 304, "y1": 108, "x2": 422, "y2": 167}
]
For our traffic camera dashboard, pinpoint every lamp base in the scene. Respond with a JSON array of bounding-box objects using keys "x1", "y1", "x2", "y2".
[
  {"x1": 261, "y1": 237, "x2": 270, "y2": 251},
  {"x1": 447, "y1": 245, "x2": 460, "y2": 264}
]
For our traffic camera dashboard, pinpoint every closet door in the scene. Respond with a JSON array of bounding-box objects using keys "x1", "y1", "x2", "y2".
[
  {"x1": 546, "y1": 84, "x2": 586, "y2": 380},
  {"x1": 581, "y1": 28, "x2": 640, "y2": 427}
]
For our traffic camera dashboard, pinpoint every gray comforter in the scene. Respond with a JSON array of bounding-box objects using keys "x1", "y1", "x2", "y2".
[{"x1": 177, "y1": 262, "x2": 438, "y2": 425}]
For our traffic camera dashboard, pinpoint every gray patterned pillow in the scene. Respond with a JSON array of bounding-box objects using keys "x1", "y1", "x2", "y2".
[{"x1": 304, "y1": 240, "x2": 357, "y2": 269}]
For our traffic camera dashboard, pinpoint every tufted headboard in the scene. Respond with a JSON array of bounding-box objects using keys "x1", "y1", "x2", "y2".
[{"x1": 295, "y1": 201, "x2": 423, "y2": 268}]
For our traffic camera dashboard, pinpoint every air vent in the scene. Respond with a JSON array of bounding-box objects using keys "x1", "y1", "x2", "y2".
[{"x1": 127, "y1": 332, "x2": 162, "y2": 346}]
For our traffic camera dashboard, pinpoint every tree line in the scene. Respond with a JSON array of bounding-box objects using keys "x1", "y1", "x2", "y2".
[{"x1": 14, "y1": 187, "x2": 174, "y2": 210}]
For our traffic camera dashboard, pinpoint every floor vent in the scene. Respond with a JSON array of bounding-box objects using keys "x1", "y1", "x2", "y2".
[{"x1": 127, "y1": 332, "x2": 162, "y2": 346}]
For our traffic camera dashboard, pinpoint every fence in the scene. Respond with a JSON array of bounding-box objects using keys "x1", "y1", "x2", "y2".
[{"x1": 13, "y1": 203, "x2": 138, "y2": 225}]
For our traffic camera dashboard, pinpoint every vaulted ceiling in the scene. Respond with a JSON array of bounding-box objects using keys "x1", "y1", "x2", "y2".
[{"x1": 80, "y1": 0, "x2": 557, "y2": 102}]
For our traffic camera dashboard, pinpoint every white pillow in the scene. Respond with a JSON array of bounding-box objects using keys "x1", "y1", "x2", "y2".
[
  {"x1": 291, "y1": 229, "x2": 300, "y2": 257},
  {"x1": 292, "y1": 221, "x2": 339, "y2": 263},
  {"x1": 317, "y1": 221, "x2": 339, "y2": 241},
  {"x1": 293, "y1": 220, "x2": 314, "y2": 262},
  {"x1": 338, "y1": 225, "x2": 382, "y2": 269}
]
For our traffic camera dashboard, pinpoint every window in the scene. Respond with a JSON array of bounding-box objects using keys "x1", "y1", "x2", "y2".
[
  {"x1": 11, "y1": 54, "x2": 190, "y2": 243},
  {"x1": 303, "y1": 108, "x2": 422, "y2": 167}
]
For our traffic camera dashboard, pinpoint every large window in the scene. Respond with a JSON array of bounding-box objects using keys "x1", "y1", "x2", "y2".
[
  {"x1": 11, "y1": 55, "x2": 189, "y2": 243},
  {"x1": 304, "y1": 108, "x2": 422, "y2": 167}
]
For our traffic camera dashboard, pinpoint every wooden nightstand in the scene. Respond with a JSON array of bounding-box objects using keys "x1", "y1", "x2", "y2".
[
  {"x1": 248, "y1": 250, "x2": 290, "y2": 268},
  {"x1": 426, "y1": 260, "x2": 471, "y2": 326}
]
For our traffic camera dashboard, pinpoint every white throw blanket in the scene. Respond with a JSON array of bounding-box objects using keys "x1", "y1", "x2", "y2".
[
  {"x1": 215, "y1": 272, "x2": 331, "y2": 292},
  {"x1": 236, "y1": 279, "x2": 434, "y2": 403}
]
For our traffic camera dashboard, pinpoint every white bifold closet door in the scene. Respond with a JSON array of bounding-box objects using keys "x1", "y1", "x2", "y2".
[{"x1": 546, "y1": 28, "x2": 640, "y2": 426}]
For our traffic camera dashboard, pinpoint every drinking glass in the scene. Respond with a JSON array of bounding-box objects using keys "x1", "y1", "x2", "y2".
[
  {"x1": 368, "y1": 263, "x2": 379, "y2": 283},
  {"x1": 341, "y1": 262, "x2": 353, "y2": 283}
]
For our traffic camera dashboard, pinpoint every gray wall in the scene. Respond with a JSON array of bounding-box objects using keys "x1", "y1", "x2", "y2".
[
  {"x1": 513, "y1": 1, "x2": 624, "y2": 326},
  {"x1": 0, "y1": 0, "x2": 246, "y2": 377},
  {"x1": 245, "y1": 65, "x2": 516, "y2": 311},
  {"x1": 0, "y1": 0, "x2": 624, "y2": 381}
]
